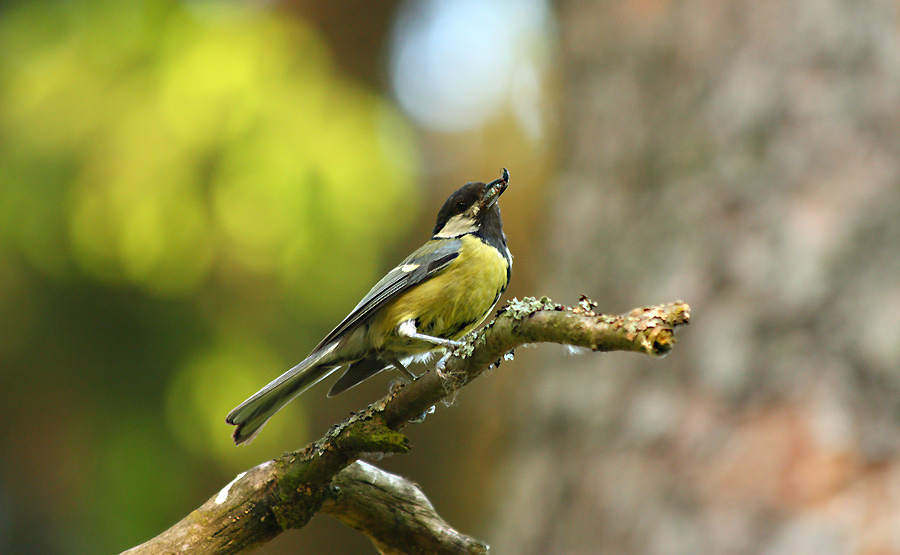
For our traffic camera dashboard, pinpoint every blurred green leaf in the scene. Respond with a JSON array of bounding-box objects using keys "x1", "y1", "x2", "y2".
[
  {"x1": 0, "y1": 0, "x2": 420, "y2": 552},
  {"x1": 165, "y1": 331, "x2": 299, "y2": 468},
  {"x1": 0, "y1": 0, "x2": 419, "y2": 299}
]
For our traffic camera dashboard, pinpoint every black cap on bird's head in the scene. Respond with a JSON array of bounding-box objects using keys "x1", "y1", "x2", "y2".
[{"x1": 433, "y1": 168, "x2": 509, "y2": 239}]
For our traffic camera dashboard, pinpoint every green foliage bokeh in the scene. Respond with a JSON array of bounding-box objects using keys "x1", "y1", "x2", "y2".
[{"x1": 0, "y1": 1, "x2": 419, "y2": 552}]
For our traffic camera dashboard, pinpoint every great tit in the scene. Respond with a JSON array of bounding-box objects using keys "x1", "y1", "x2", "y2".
[{"x1": 226, "y1": 169, "x2": 512, "y2": 444}]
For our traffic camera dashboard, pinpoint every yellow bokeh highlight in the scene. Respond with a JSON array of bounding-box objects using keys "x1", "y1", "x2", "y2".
[
  {"x1": 165, "y1": 332, "x2": 305, "y2": 469},
  {"x1": 0, "y1": 0, "x2": 420, "y2": 304}
]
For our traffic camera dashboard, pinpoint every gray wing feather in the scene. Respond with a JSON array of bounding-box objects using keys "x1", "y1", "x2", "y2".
[
  {"x1": 225, "y1": 238, "x2": 460, "y2": 445},
  {"x1": 312, "y1": 239, "x2": 461, "y2": 350}
]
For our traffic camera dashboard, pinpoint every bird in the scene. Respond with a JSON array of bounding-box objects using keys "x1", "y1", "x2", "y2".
[{"x1": 226, "y1": 168, "x2": 512, "y2": 444}]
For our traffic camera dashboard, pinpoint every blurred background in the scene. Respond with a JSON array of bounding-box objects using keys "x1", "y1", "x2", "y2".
[{"x1": 1, "y1": 0, "x2": 898, "y2": 553}]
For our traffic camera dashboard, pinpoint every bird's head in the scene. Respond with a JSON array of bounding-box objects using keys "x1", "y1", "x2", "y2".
[{"x1": 433, "y1": 168, "x2": 509, "y2": 238}]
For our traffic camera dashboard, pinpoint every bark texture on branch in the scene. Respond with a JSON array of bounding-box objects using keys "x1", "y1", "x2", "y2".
[
  {"x1": 122, "y1": 297, "x2": 689, "y2": 555},
  {"x1": 322, "y1": 461, "x2": 488, "y2": 555}
]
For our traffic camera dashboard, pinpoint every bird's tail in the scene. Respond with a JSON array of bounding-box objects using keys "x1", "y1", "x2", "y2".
[{"x1": 226, "y1": 347, "x2": 339, "y2": 445}]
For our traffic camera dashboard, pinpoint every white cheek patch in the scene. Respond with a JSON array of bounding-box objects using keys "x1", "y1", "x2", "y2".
[{"x1": 435, "y1": 214, "x2": 478, "y2": 238}]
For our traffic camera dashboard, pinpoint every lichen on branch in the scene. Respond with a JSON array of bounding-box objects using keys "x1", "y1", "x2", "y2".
[{"x1": 123, "y1": 297, "x2": 690, "y2": 555}]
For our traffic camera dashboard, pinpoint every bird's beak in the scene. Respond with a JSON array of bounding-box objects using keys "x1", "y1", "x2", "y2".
[{"x1": 482, "y1": 168, "x2": 510, "y2": 208}]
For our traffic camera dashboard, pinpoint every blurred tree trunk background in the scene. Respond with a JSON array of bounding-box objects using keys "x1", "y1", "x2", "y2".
[
  {"x1": 489, "y1": 0, "x2": 900, "y2": 553},
  {"x1": 3, "y1": 0, "x2": 900, "y2": 553}
]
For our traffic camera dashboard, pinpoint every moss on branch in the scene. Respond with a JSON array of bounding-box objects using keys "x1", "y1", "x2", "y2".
[{"x1": 123, "y1": 297, "x2": 690, "y2": 555}]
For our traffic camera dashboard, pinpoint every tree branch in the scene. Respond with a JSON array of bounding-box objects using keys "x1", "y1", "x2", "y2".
[
  {"x1": 122, "y1": 297, "x2": 690, "y2": 554},
  {"x1": 322, "y1": 461, "x2": 488, "y2": 555}
]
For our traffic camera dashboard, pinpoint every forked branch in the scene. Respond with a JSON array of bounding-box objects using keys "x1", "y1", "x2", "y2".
[{"x1": 123, "y1": 297, "x2": 690, "y2": 555}]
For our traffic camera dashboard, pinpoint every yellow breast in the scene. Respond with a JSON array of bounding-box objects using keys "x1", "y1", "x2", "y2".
[{"x1": 374, "y1": 235, "x2": 510, "y2": 353}]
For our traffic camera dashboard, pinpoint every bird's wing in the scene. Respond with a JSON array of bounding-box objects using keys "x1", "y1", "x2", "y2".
[{"x1": 312, "y1": 238, "x2": 462, "y2": 351}]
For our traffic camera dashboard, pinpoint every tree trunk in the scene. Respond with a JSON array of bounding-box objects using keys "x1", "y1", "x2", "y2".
[{"x1": 490, "y1": 1, "x2": 900, "y2": 553}]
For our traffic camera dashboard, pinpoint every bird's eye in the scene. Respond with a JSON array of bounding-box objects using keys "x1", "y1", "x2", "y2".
[{"x1": 456, "y1": 201, "x2": 467, "y2": 211}]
